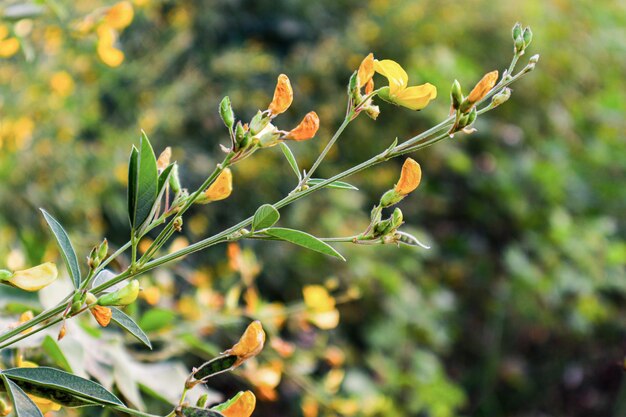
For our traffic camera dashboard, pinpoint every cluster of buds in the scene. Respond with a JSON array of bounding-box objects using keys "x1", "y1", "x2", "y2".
[
  {"x1": 219, "y1": 74, "x2": 320, "y2": 155},
  {"x1": 0, "y1": 262, "x2": 58, "y2": 292},
  {"x1": 448, "y1": 70, "x2": 499, "y2": 134},
  {"x1": 87, "y1": 238, "x2": 109, "y2": 270},
  {"x1": 512, "y1": 23, "x2": 533, "y2": 55},
  {"x1": 69, "y1": 280, "x2": 140, "y2": 328}
]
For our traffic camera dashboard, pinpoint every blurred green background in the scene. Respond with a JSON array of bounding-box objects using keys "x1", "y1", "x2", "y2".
[{"x1": 1, "y1": 0, "x2": 625, "y2": 416}]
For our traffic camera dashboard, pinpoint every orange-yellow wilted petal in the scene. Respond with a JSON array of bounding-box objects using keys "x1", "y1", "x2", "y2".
[
  {"x1": 221, "y1": 391, "x2": 257, "y2": 417},
  {"x1": 467, "y1": 70, "x2": 499, "y2": 104},
  {"x1": 204, "y1": 168, "x2": 233, "y2": 202},
  {"x1": 90, "y1": 305, "x2": 112, "y2": 327},
  {"x1": 157, "y1": 146, "x2": 172, "y2": 170},
  {"x1": 285, "y1": 111, "x2": 319, "y2": 141},
  {"x1": 303, "y1": 285, "x2": 335, "y2": 312},
  {"x1": 105, "y1": 2, "x2": 134, "y2": 30},
  {"x1": 268, "y1": 74, "x2": 293, "y2": 116},
  {"x1": 225, "y1": 320, "x2": 266, "y2": 365},
  {"x1": 374, "y1": 59, "x2": 408, "y2": 95},
  {"x1": 98, "y1": 44, "x2": 124, "y2": 67},
  {"x1": 357, "y1": 53, "x2": 374, "y2": 88},
  {"x1": 394, "y1": 158, "x2": 422, "y2": 195},
  {"x1": 393, "y1": 83, "x2": 437, "y2": 111}
]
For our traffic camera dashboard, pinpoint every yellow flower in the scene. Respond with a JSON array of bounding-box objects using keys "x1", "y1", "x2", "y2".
[
  {"x1": 220, "y1": 391, "x2": 257, "y2": 417},
  {"x1": 268, "y1": 74, "x2": 293, "y2": 116},
  {"x1": 225, "y1": 320, "x2": 266, "y2": 366},
  {"x1": 50, "y1": 71, "x2": 75, "y2": 97},
  {"x1": 0, "y1": 25, "x2": 19, "y2": 58},
  {"x1": 105, "y1": 2, "x2": 134, "y2": 30},
  {"x1": 90, "y1": 305, "x2": 112, "y2": 327},
  {"x1": 466, "y1": 70, "x2": 499, "y2": 105},
  {"x1": 357, "y1": 53, "x2": 375, "y2": 89},
  {"x1": 303, "y1": 285, "x2": 340, "y2": 330},
  {"x1": 203, "y1": 168, "x2": 233, "y2": 202},
  {"x1": 374, "y1": 59, "x2": 437, "y2": 110},
  {"x1": 97, "y1": 25, "x2": 124, "y2": 67},
  {"x1": 284, "y1": 111, "x2": 320, "y2": 141},
  {"x1": 394, "y1": 158, "x2": 422, "y2": 195},
  {"x1": 0, "y1": 263, "x2": 58, "y2": 291}
]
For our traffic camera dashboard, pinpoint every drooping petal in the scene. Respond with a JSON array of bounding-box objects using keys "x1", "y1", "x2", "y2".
[
  {"x1": 220, "y1": 391, "x2": 256, "y2": 417},
  {"x1": 204, "y1": 168, "x2": 233, "y2": 202},
  {"x1": 394, "y1": 158, "x2": 422, "y2": 195},
  {"x1": 285, "y1": 111, "x2": 319, "y2": 141},
  {"x1": 225, "y1": 320, "x2": 266, "y2": 365},
  {"x1": 90, "y1": 305, "x2": 112, "y2": 327},
  {"x1": 393, "y1": 83, "x2": 437, "y2": 110},
  {"x1": 3, "y1": 263, "x2": 58, "y2": 291},
  {"x1": 357, "y1": 53, "x2": 375, "y2": 88},
  {"x1": 268, "y1": 74, "x2": 293, "y2": 116},
  {"x1": 374, "y1": 59, "x2": 408, "y2": 95},
  {"x1": 105, "y1": 2, "x2": 134, "y2": 30}
]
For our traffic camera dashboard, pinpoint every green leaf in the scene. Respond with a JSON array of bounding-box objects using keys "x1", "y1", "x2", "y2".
[
  {"x1": 3, "y1": 367, "x2": 123, "y2": 407},
  {"x1": 40, "y1": 209, "x2": 81, "y2": 288},
  {"x1": 128, "y1": 133, "x2": 159, "y2": 230},
  {"x1": 127, "y1": 146, "x2": 139, "y2": 228},
  {"x1": 307, "y1": 178, "x2": 359, "y2": 191},
  {"x1": 138, "y1": 308, "x2": 176, "y2": 332},
  {"x1": 192, "y1": 355, "x2": 238, "y2": 380},
  {"x1": 181, "y1": 407, "x2": 225, "y2": 417},
  {"x1": 110, "y1": 307, "x2": 152, "y2": 349},
  {"x1": 0, "y1": 374, "x2": 44, "y2": 417},
  {"x1": 264, "y1": 227, "x2": 346, "y2": 261},
  {"x1": 41, "y1": 336, "x2": 72, "y2": 372},
  {"x1": 279, "y1": 142, "x2": 301, "y2": 180},
  {"x1": 212, "y1": 391, "x2": 245, "y2": 412},
  {"x1": 252, "y1": 204, "x2": 280, "y2": 231}
]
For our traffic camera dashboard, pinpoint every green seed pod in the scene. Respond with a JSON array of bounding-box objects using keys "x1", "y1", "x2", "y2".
[
  {"x1": 450, "y1": 80, "x2": 463, "y2": 110},
  {"x1": 512, "y1": 23, "x2": 522, "y2": 41},
  {"x1": 380, "y1": 189, "x2": 404, "y2": 208},
  {"x1": 98, "y1": 279, "x2": 140, "y2": 306},
  {"x1": 219, "y1": 96, "x2": 235, "y2": 130},
  {"x1": 523, "y1": 27, "x2": 533, "y2": 47}
]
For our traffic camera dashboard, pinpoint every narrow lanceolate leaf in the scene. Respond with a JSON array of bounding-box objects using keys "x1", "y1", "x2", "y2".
[
  {"x1": 181, "y1": 407, "x2": 225, "y2": 417},
  {"x1": 110, "y1": 307, "x2": 152, "y2": 350},
  {"x1": 3, "y1": 367, "x2": 124, "y2": 407},
  {"x1": 192, "y1": 355, "x2": 238, "y2": 380},
  {"x1": 42, "y1": 336, "x2": 73, "y2": 372},
  {"x1": 128, "y1": 133, "x2": 159, "y2": 230},
  {"x1": 279, "y1": 142, "x2": 301, "y2": 180},
  {"x1": 307, "y1": 178, "x2": 359, "y2": 191},
  {"x1": 251, "y1": 204, "x2": 280, "y2": 231},
  {"x1": 40, "y1": 209, "x2": 81, "y2": 288},
  {"x1": 1, "y1": 374, "x2": 44, "y2": 417},
  {"x1": 264, "y1": 227, "x2": 346, "y2": 261}
]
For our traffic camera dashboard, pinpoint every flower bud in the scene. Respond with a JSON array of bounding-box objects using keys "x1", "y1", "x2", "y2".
[
  {"x1": 57, "y1": 323, "x2": 67, "y2": 341},
  {"x1": 157, "y1": 147, "x2": 172, "y2": 171},
  {"x1": 357, "y1": 53, "x2": 374, "y2": 88},
  {"x1": 268, "y1": 74, "x2": 293, "y2": 116},
  {"x1": 523, "y1": 27, "x2": 533, "y2": 47},
  {"x1": 90, "y1": 305, "x2": 112, "y2": 327},
  {"x1": 463, "y1": 70, "x2": 499, "y2": 110},
  {"x1": 0, "y1": 263, "x2": 58, "y2": 292},
  {"x1": 71, "y1": 291, "x2": 86, "y2": 314},
  {"x1": 491, "y1": 88, "x2": 511, "y2": 107},
  {"x1": 97, "y1": 279, "x2": 139, "y2": 306},
  {"x1": 169, "y1": 164, "x2": 182, "y2": 194},
  {"x1": 219, "y1": 96, "x2": 235, "y2": 130},
  {"x1": 348, "y1": 71, "x2": 360, "y2": 102},
  {"x1": 374, "y1": 218, "x2": 393, "y2": 236},
  {"x1": 235, "y1": 121, "x2": 246, "y2": 144},
  {"x1": 88, "y1": 246, "x2": 100, "y2": 269},
  {"x1": 173, "y1": 217, "x2": 183, "y2": 232},
  {"x1": 391, "y1": 208, "x2": 403, "y2": 229},
  {"x1": 514, "y1": 36, "x2": 525, "y2": 53},
  {"x1": 198, "y1": 168, "x2": 233, "y2": 203},
  {"x1": 97, "y1": 238, "x2": 109, "y2": 262},
  {"x1": 224, "y1": 320, "x2": 266, "y2": 367},
  {"x1": 85, "y1": 292, "x2": 98, "y2": 305},
  {"x1": 394, "y1": 158, "x2": 422, "y2": 196},
  {"x1": 379, "y1": 189, "x2": 403, "y2": 208},
  {"x1": 450, "y1": 80, "x2": 463, "y2": 110},
  {"x1": 529, "y1": 54, "x2": 540, "y2": 64},
  {"x1": 512, "y1": 23, "x2": 522, "y2": 41},
  {"x1": 466, "y1": 106, "x2": 477, "y2": 126},
  {"x1": 284, "y1": 111, "x2": 320, "y2": 141}
]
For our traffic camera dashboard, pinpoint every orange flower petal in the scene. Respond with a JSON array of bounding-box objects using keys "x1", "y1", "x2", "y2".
[
  {"x1": 204, "y1": 168, "x2": 233, "y2": 201},
  {"x1": 225, "y1": 320, "x2": 266, "y2": 364},
  {"x1": 357, "y1": 53, "x2": 374, "y2": 88},
  {"x1": 105, "y1": 2, "x2": 134, "y2": 30},
  {"x1": 90, "y1": 305, "x2": 112, "y2": 327},
  {"x1": 467, "y1": 70, "x2": 499, "y2": 104},
  {"x1": 285, "y1": 111, "x2": 319, "y2": 141},
  {"x1": 268, "y1": 74, "x2": 293, "y2": 116},
  {"x1": 394, "y1": 158, "x2": 422, "y2": 195},
  {"x1": 221, "y1": 391, "x2": 256, "y2": 417}
]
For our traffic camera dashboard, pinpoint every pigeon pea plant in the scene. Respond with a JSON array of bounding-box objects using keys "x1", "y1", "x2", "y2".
[{"x1": 0, "y1": 23, "x2": 536, "y2": 417}]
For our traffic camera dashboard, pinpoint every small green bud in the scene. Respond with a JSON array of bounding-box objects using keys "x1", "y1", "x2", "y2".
[
  {"x1": 88, "y1": 246, "x2": 100, "y2": 269},
  {"x1": 249, "y1": 111, "x2": 269, "y2": 135},
  {"x1": 196, "y1": 394, "x2": 209, "y2": 408},
  {"x1": 219, "y1": 96, "x2": 235, "y2": 130},
  {"x1": 450, "y1": 80, "x2": 463, "y2": 110},
  {"x1": 71, "y1": 291, "x2": 86, "y2": 313},
  {"x1": 239, "y1": 132, "x2": 251, "y2": 149},
  {"x1": 0, "y1": 269, "x2": 12, "y2": 281},
  {"x1": 514, "y1": 36, "x2": 525, "y2": 53},
  {"x1": 512, "y1": 23, "x2": 522, "y2": 41},
  {"x1": 491, "y1": 88, "x2": 511, "y2": 107},
  {"x1": 466, "y1": 106, "x2": 477, "y2": 126},
  {"x1": 348, "y1": 71, "x2": 360, "y2": 102},
  {"x1": 391, "y1": 208, "x2": 403, "y2": 229},
  {"x1": 173, "y1": 217, "x2": 183, "y2": 232},
  {"x1": 98, "y1": 279, "x2": 140, "y2": 306},
  {"x1": 169, "y1": 164, "x2": 181, "y2": 194},
  {"x1": 457, "y1": 113, "x2": 470, "y2": 129},
  {"x1": 522, "y1": 27, "x2": 533, "y2": 47},
  {"x1": 374, "y1": 218, "x2": 392, "y2": 236},
  {"x1": 85, "y1": 292, "x2": 97, "y2": 305},
  {"x1": 529, "y1": 54, "x2": 540, "y2": 64},
  {"x1": 97, "y1": 239, "x2": 108, "y2": 262},
  {"x1": 380, "y1": 189, "x2": 404, "y2": 208}
]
